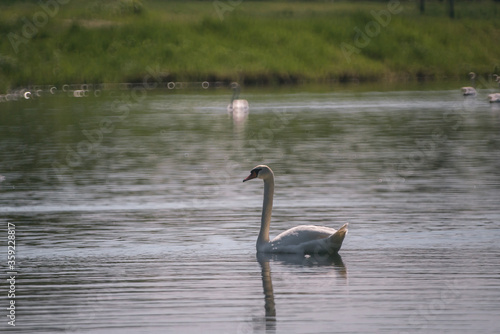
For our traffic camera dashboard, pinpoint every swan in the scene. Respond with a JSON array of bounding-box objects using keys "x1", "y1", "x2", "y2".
[
  {"x1": 489, "y1": 93, "x2": 500, "y2": 103},
  {"x1": 461, "y1": 72, "x2": 477, "y2": 96},
  {"x1": 243, "y1": 165, "x2": 348, "y2": 255},
  {"x1": 227, "y1": 82, "x2": 249, "y2": 112},
  {"x1": 488, "y1": 75, "x2": 500, "y2": 103}
]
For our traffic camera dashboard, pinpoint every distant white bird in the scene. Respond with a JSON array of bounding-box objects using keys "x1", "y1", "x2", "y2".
[
  {"x1": 488, "y1": 75, "x2": 500, "y2": 103},
  {"x1": 488, "y1": 93, "x2": 500, "y2": 103},
  {"x1": 461, "y1": 72, "x2": 477, "y2": 96},
  {"x1": 227, "y1": 82, "x2": 249, "y2": 112}
]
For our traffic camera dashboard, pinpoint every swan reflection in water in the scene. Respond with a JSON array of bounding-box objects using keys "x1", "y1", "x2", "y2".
[{"x1": 240, "y1": 252, "x2": 346, "y2": 333}]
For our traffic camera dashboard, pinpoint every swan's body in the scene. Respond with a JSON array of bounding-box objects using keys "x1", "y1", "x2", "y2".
[
  {"x1": 227, "y1": 82, "x2": 249, "y2": 112},
  {"x1": 243, "y1": 165, "x2": 348, "y2": 255},
  {"x1": 489, "y1": 93, "x2": 500, "y2": 103},
  {"x1": 461, "y1": 72, "x2": 477, "y2": 96},
  {"x1": 258, "y1": 224, "x2": 348, "y2": 254},
  {"x1": 488, "y1": 75, "x2": 500, "y2": 103},
  {"x1": 462, "y1": 87, "x2": 477, "y2": 96},
  {"x1": 229, "y1": 99, "x2": 249, "y2": 111}
]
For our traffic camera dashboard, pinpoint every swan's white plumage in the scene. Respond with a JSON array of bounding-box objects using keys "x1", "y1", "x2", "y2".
[
  {"x1": 228, "y1": 99, "x2": 249, "y2": 112},
  {"x1": 243, "y1": 165, "x2": 348, "y2": 255},
  {"x1": 489, "y1": 93, "x2": 500, "y2": 103},
  {"x1": 260, "y1": 224, "x2": 348, "y2": 254},
  {"x1": 461, "y1": 72, "x2": 477, "y2": 96},
  {"x1": 461, "y1": 87, "x2": 477, "y2": 96},
  {"x1": 227, "y1": 82, "x2": 249, "y2": 112},
  {"x1": 489, "y1": 76, "x2": 500, "y2": 103}
]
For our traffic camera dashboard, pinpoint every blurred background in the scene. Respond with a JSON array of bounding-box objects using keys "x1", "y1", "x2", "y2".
[{"x1": 1, "y1": 0, "x2": 499, "y2": 92}]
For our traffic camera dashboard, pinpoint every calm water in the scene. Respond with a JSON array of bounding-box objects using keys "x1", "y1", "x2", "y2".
[{"x1": 1, "y1": 87, "x2": 500, "y2": 333}]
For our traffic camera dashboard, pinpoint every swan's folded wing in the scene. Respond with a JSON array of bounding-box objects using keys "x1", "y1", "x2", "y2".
[
  {"x1": 297, "y1": 224, "x2": 348, "y2": 255},
  {"x1": 271, "y1": 225, "x2": 334, "y2": 245},
  {"x1": 268, "y1": 224, "x2": 348, "y2": 254}
]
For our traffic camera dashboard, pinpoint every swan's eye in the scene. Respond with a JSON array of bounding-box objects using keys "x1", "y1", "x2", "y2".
[{"x1": 251, "y1": 168, "x2": 262, "y2": 175}]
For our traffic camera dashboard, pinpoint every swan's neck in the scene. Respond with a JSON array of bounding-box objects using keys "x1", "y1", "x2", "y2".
[
  {"x1": 231, "y1": 87, "x2": 240, "y2": 104},
  {"x1": 258, "y1": 175, "x2": 274, "y2": 246}
]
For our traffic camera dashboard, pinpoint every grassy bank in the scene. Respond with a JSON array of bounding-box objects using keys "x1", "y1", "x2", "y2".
[{"x1": 1, "y1": 0, "x2": 499, "y2": 91}]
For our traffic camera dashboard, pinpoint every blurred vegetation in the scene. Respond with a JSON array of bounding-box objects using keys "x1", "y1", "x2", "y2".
[{"x1": 0, "y1": 0, "x2": 499, "y2": 91}]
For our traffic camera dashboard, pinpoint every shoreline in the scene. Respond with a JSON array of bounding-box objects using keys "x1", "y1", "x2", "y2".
[
  {"x1": 2, "y1": 77, "x2": 498, "y2": 101},
  {"x1": 1, "y1": 1, "x2": 499, "y2": 92}
]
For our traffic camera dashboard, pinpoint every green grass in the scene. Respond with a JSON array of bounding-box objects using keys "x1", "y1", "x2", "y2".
[{"x1": 0, "y1": 0, "x2": 499, "y2": 91}]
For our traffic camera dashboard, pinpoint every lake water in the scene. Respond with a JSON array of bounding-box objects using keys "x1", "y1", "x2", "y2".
[{"x1": 1, "y1": 87, "x2": 500, "y2": 333}]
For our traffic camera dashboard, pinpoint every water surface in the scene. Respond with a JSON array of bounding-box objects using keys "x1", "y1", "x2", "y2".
[{"x1": 1, "y1": 88, "x2": 499, "y2": 333}]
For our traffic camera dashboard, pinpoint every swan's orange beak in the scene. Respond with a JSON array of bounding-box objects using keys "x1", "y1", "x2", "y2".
[{"x1": 243, "y1": 171, "x2": 257, "y2": 182}]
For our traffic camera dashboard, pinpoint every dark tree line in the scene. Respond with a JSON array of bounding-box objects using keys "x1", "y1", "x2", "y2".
[{"x1": 419, "y1": 0, "x2": 455, "y2": 18}]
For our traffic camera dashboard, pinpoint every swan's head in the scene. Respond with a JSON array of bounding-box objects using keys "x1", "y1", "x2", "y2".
[{"x1": 243, "y1": 165, "x2": 273, "y2": 182}]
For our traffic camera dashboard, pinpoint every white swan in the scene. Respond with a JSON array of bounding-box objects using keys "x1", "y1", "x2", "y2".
[
  {"x1": 489, "y1": 93, "x2": 500, "y2": 103},
  {"x1": 461, "y1": 72, "x2": 477, "y2": 96},
  {"x1": 488, "y1": 75, "x2": 500, "y2": 103},
  {"x1": 227, "y1": 82, "x2": 249, "y2": 112},
  {"x1": 243, "y1": 165, "x2": 348, "y2": 255}
]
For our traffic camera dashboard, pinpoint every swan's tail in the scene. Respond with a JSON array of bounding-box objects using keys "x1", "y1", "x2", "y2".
[{"x1": 328, "y1": 223, "x2": 348, "y2": 253}]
